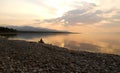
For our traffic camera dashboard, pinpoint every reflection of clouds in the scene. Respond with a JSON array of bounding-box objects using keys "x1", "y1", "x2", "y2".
[
  {"x1": 63, "y1": 40, "x2": 120, "y2": 55},
  {"x1": 10, "y1": 33, "x2": 120, "y2": 55},
  {"x1": 99, "y1": 39, "x2": 120, "y2": 54},
  {"x1": 79, "y1": 43, "x2": 101, "y2": 50},
  {"x1": 64, "y1": 41, "x2": 101, "y2": 52},
  {"x1": 47, "y1": 34, "x2": 120, "y2": 55},
  {"x1": 102, "y1": 39, "x2": 120, "y2": 48}
]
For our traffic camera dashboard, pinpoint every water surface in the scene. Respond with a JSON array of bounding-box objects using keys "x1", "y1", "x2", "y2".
[{"x1": 1, "y1": 33, "x2": 120, "y2": 55}]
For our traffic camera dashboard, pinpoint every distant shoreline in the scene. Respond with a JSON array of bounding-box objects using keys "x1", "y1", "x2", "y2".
[
  {"x1": 0, "y1": 26, "x2": 79, "y2": 34},
  {"x1": 0, "y1": 31, "x2": 79, "y2": 36},
  {"x1": 0, "y1": 31, "x2": 73, "y2": 34}
]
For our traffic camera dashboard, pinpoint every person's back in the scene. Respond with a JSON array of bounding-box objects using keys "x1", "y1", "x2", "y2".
[{"x1": 38, "y1": 38, "x2": 44, "y2": 44}]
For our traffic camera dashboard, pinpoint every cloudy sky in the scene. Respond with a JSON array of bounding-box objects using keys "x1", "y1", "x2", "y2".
[{"x1": 0, "y1": 0, "x2": 120, "y2": 32}]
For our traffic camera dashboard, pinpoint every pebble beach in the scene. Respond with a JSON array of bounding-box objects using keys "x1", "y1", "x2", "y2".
[{"x1": 0, "y1": 37, "x2": 120, "y2": 73}]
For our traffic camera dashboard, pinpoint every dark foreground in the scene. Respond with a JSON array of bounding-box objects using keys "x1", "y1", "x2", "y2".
[{"x1": 0, "y1": 38, "x2": 120, "y2": 73}]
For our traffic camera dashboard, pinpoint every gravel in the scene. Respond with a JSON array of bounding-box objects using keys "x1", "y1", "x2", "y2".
[{"x1": 0, "y1": 37, "x2": 120, "y2": 73}]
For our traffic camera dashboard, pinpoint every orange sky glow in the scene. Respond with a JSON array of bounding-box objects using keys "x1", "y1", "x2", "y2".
[{"x1": 0, "y1": 0, "x2": 120, "y2": 33}]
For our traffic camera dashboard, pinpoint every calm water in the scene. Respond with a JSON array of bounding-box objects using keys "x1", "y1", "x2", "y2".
[{"x1": 1, "y1": 33, "x2": 120, "y2": 55}]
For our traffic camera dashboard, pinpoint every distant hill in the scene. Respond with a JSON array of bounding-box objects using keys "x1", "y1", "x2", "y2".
[
  {"x1": 0, "y1": 27, "x2": 17, "y2": 33},
  {"x1": 7, "y1": 26, "x2": 56, "y2": 32},
  {"x1": 6, "y1": 26, "x2": 70, "y2": 33}
]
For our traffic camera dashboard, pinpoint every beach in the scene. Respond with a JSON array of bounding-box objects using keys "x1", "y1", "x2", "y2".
[{"x1": 0, "y1": 37, "x2": 120, "y2": 73}]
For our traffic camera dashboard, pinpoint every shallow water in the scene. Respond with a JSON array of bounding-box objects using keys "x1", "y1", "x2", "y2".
[{"x1": 2, "y1": 33, "x2": 120, "y2": 55}]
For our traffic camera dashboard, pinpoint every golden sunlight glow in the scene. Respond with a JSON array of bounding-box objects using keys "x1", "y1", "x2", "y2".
[
  {"x1": 0, "y1": 0, "x2": 120, "y2": 32},
  {"x1": 43, "y1": 0, "x2": 72, "y2": 17},
  {"x1": 82, "y1": 0, "x2": 93, "y2": 3},
  {"x1": 0, "y1": 0, "x2": 120, "y2": 58}
]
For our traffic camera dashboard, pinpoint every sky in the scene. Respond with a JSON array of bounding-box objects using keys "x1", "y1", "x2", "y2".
[{"x1": 0, "y1": 0, "x2": 120, "y2": 32}]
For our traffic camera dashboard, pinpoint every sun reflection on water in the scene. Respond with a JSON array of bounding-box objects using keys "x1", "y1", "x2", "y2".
[{"x1": 8, "y1": 33, "x2": 120, "y2": 55}]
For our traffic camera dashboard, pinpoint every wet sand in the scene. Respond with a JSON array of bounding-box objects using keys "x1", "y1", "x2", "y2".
[{"x1": 0, "y1": 37, "x2": 120, "y2": 73}]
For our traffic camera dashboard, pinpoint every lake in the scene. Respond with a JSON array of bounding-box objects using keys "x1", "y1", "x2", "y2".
[{"x1": 1, "y1": 33, "x2": 120, "y2": 55}]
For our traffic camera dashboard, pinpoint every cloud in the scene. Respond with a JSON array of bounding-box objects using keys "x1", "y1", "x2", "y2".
[
  {"x1": 33, "y1": 1, "x2": 120, "y2": 32},
  {"x1": 99, "y1": 9, "x2": 120, "y2": 28},
  {"x1": 97, "y1": 0, "x2": 120, "y2": 10},
  {"x1": 36, "y1": 2, "x2": 120, "y2": 27},
  {"x1": 61, "y1": 10, "x2": 102, "y2": 25},
  {"x1": 36, "y1": 2, "x2": 103, "y2": 26}
]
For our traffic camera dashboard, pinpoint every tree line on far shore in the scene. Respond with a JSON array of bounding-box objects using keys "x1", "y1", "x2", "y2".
[{"x1": 0, "y1": 27, "x2": 17, "y2": 33}]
